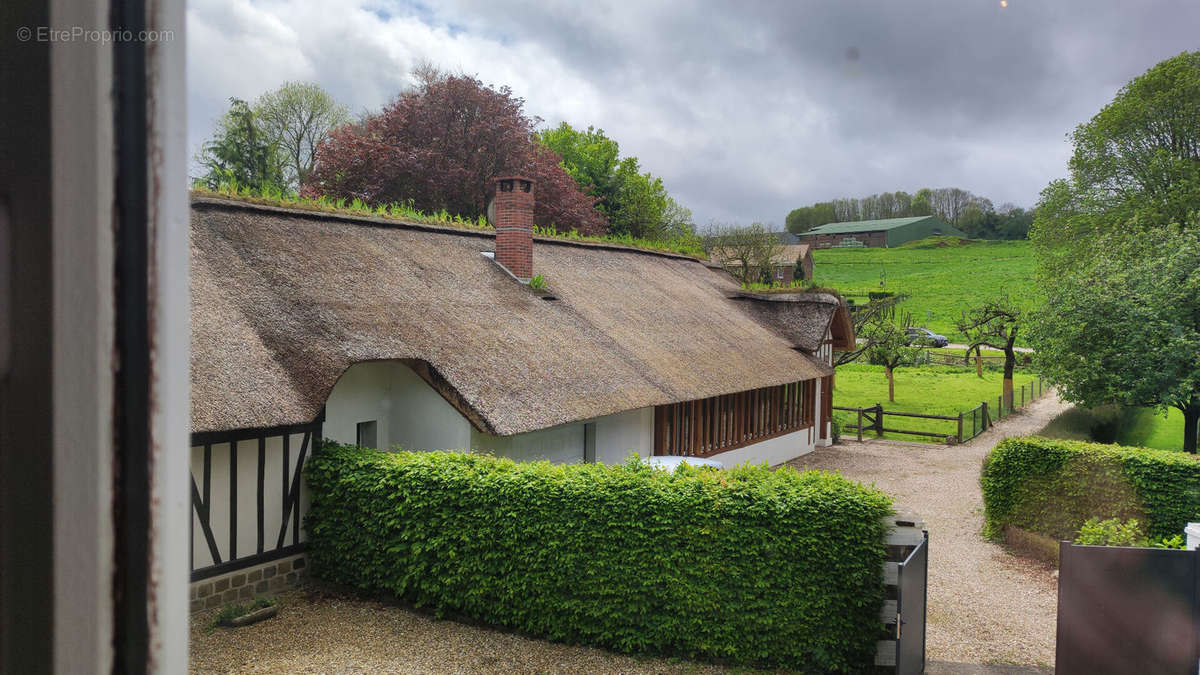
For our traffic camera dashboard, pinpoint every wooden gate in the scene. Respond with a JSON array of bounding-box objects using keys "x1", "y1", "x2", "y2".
[{"x1": 1057, "y1": 542, "x2": 1200, "y2": 673}]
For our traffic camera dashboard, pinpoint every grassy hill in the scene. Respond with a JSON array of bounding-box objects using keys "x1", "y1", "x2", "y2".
[{"x1": 811, "y1": 239, "x2": 1037, "y2": 344}]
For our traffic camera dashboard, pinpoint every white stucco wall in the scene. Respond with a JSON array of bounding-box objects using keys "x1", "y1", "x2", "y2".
[
  {"x1": 324, "y1": 360, "x2": 814, "y2": 467},
  {"x1": 324, "y1": 361, "x2": 471, "y2": 451},
  {"x1": 707, "y1": 425, "x2": 816, "y2": 467},
  {"x1": 594, "y1": 407, "x2": 654, "y2": 464},
  {"x1": 470, "y1": 406, "x2": 655, "y2": 465}
]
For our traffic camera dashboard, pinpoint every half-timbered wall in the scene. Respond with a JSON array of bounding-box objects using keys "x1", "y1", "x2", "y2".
[{"x1": 188, "y1": 416, "x2": 321, "y2": 581}]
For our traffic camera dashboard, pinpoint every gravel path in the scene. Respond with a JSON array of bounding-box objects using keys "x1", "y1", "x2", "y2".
[
  {"x1": 787, "y1": 391, "x2": 1070, "y2": 668},
  {"x1": 189, "y1": 586, "x2": 731, "y2": 674}
]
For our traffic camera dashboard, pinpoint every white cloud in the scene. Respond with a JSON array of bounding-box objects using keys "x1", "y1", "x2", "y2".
[{"x1": 187, "y1": 0, "x2": 1200, "y2": 224}]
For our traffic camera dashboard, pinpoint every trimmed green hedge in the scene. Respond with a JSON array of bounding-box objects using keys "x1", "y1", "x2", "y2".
[
  {"x1": 305, "y1": 444, "x2": 893, "y2": 672},
  {"x1": 981, "y1": 436, "x2": 1200, "y2": 541}
]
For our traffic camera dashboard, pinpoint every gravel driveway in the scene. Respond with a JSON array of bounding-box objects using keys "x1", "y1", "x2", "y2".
[
  {"x1": 787, "y1": 392, "x2": 1070, "y2": 668},
  {"x1": 189, "y1": 586, "x2": 730, "y2": 674}
]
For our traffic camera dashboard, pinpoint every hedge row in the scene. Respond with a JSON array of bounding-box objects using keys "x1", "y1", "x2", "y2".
[
  {"x1": 981, "y1": 436, "x2": 1200, "y2": 541},
  {"x1": 304, "y1": 444, "x2": 893, "y2": 672}
]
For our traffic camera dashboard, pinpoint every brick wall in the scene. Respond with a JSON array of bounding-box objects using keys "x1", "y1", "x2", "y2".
[
  {"x1": 189, "y1": 553, "x2": 307, "y2": 613},
  {"x1": 494, "y1": 176, "x2": 534, "y2": 280}
]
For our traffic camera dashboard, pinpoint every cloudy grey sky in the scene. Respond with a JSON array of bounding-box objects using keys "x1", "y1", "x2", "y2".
[{"x1": 188, "y1": 0, "x2": 1200, "y2": 226}]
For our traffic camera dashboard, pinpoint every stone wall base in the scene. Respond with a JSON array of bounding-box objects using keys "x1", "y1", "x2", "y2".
[{"x1": 189, "y1": 553, "x2": 307, "y2": 614}]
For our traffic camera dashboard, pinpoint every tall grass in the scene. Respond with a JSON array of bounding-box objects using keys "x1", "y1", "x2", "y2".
[{"x1": 192, "y1": 179, "x2": 706, "y2": 259}]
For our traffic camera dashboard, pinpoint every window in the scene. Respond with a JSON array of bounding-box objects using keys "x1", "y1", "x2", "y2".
[
  {"x1": 583, "y1": 422, "x2": 596, "y2": 463},
  {"x1": 653, "y1": 380, "x2": 815, "y2": 457},
  {"x1": 356, "y1": 420, "x2": 377, "y2": 449},
  {"x1": 775, "y1": 268, "x2": 785, "y2": 280}
]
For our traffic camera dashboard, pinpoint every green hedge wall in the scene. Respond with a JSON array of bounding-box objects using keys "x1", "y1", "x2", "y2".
[
  {"x1": 981, "y1": 436, "x2": 1200, "y2": 541},
  {"x1": 305, "y1": 444, "x2": 893, "y2": 672}
]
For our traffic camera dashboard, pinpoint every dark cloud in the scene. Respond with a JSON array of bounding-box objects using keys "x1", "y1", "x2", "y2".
[{"x1": 189, "y1": 0, "x2": 1200, "y2": 225}]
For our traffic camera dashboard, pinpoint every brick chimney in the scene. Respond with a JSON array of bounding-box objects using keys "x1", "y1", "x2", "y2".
[{"x1": 492, "y1": 176, "x2": 534, "y2": 280}]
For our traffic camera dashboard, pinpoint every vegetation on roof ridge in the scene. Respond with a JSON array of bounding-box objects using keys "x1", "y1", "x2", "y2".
[
  {"x1": 739, "y1": 280, "x2": 843, "y2": 297},
  {"x1": 190, "y1": 183, "x2": 706, "y2": 260}
]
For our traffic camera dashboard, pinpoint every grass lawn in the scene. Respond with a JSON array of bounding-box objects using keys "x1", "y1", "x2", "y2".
[
  {"x1": 812, "y1": 240, "x2": 1036, "y2": 345},
  {"x1": 834, "y1": 362, "x2": 1039, "y2": 442},
  {"x1": 1117, "y1": 407, "x2": 1187, "y2": 452}
]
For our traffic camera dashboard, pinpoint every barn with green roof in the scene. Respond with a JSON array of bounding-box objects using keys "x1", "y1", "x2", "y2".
[{"x1": 801, "y1": 215, "x2": 966, "y2": 248}]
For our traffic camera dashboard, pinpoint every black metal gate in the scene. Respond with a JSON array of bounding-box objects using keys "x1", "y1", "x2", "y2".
[
  {"x1": 1057, "y1": 542, "x2": 1200, "y2": 674},
  {"x1": 896, "y1": 532, "x2": 928, "y2": 674}
]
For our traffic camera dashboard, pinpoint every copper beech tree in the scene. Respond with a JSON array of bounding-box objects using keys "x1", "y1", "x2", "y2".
[{"x1": 304, "y1": 72, "x2": 607, "y2": 235}]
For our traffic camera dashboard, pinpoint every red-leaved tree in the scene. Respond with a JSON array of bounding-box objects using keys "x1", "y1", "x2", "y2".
[{"x1": 305, "y1": 73, "x2": 607, "y2": 235}]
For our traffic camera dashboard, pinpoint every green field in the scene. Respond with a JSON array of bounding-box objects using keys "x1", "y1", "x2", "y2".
[
  {"x1": 834, "y1": 362, "x2": 1040, "y2": 442},
  {"x1": 812, "y1": 240, "x2": 1037, "y2": 345},
  {"x1": 1118, "y1": 408, "x2": 1187, "y2": 451},
  {"x1": 1041, "y1": 404, "x2": 1188, "y2": 452}
]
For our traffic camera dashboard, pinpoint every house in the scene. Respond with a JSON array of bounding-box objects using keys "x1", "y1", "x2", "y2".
[
  {"x1": 186, "y1": 177, "x2": 855, "y2": 609},
  {"x1": 711, "y1": 243, "x2": 814, "y2": 284},
  {"x1": 801, "y1": 215, "x2": 966, "y2": 248}
]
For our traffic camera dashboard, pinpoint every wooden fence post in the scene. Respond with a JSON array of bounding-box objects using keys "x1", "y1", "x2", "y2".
[
  {"x1": 857, "y1": 408, "x2": 863, "y2": 442},
  {"x1": 982, "y1": 401, "x2": 989, "y2": 430},
  {"x1": 957, "y1": 412, "x2": 964, "y2": 443}
]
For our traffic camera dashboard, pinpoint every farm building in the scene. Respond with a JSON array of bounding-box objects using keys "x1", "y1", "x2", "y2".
[
  {"x1": 802, "y1": 215, "x2": 966, "y2": 248},
  {"x1": 187, "y1": 178, "x2": 855, "y2": 609}
]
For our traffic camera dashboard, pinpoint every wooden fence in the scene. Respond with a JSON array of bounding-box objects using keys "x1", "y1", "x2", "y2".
[{"x1": 836, "y1": 376, "x2": 1045, "y2": 444}]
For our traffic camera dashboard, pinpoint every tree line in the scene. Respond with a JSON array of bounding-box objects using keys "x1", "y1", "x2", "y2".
[
  {"x1": 193, "y1": 66, "x2": 694, "y2": 240},
  {"x1": 785, "y1": 187, "x2": 1034, "y2": 240}
]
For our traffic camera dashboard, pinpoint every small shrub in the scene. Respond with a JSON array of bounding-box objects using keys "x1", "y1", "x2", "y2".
[
  {"x1": 528, "y1": 274, "x2": 546, "y2": 291},
  {"x1": 1074, "y1": 518, "x2": 1187, "y2": 549},
  {"x1": 982, "y1": 436, "x2": 1200, "y2": 542},
  {"x1": 305, "y1": 444, "x2": 893, "y2": 672},
  {"x1": 831, "y1": 418, "x2": 842, "y2": 443},
  {"x1": 1074, "y1": 517, "x2": 1148, "y2": 547}
]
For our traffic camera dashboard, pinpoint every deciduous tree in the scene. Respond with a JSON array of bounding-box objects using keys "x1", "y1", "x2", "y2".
[
  {"x1": 255, "y1": 82, "x2": 350, "y2": 189},
  {"x1": 1031, "y1": 50, "x2": 1200, "y2": 275},
  {"x1": 306, "y1": 72, "x2": 606, "y2": 234},
  {"x1": 1030, "y1": 228, "x2": 1200, "y2": 452},
  {"x1": 1030, "y1": 51, "x2": 1200, "y2": 452},
  {"x1": 536, "y1": 122, "x2": 678, "y2": 239},
  {"x1": 863, "y1": 312, "x2": 922, "y2": 403},
  {"x1": 702, "y1": 223, "x2": 783, "y2": 285},
  {"x1": 956, "y1": 297, "x2": 1022, "y2": 409}
]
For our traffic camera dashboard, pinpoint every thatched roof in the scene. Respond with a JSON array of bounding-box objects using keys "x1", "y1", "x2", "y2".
[
  {"x1": 191, "y1": 197, "x2": 840, "y2": 435},
  {"x1": 729, "y1": 292, "x2": 854, "y2": 352}
]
